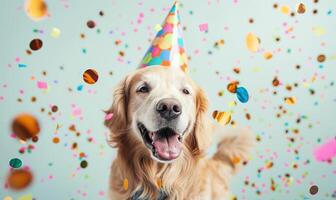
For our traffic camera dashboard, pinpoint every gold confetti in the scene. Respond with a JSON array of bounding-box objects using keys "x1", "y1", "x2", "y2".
[
  {"x1": 25, "y1": 0, "x2": 48, "y2": 20},
  {"x1": 263, "y1": 52, "x2": 273, "y2": 60},
  {"x1": 212, "y1": 110, "x2": 231, "y2": 126},
  {"x1": 123, "y1": 178, "x2": 128, "y2": 190},
  {"x1": 281, "y1": 5, "x2": 290, "y2": 15},
  {"x1": 296, "y1": 3, "x2": 306, "y2": 14},
  {"x1": 246, "y1": 33, "x2": 259, "y2": 52},
  {"x1": 231, "y1": 157, "x2": 241, "y2": 164},
  {"x1": 284, "y1": 97, "x2": 297, "y2": 105}
]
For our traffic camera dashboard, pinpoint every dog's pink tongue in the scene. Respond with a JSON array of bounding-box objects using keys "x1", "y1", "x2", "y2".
[{"x1": 153, "y1": 135, "x2": 181, "y2": 160}]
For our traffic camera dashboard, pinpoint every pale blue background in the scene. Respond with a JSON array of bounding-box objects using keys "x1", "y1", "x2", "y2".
[{"x1": 0, "y1": 0, "x2": 336, "y2": 199}]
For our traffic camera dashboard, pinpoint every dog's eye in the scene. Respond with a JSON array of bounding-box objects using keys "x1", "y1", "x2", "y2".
[
  {"x1": 137, "y1": 85, "x2": 150, "y2": 93},
  {"x1": 182, "y1": 88, "x2": 190, "y2": 95}
]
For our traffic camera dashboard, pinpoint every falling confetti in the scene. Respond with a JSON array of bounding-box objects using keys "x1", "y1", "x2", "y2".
[
  {"x1": 309, "y1": 185, "x2": 319, "y2": 195},
  {"x1": 12, "y1": 114, "x2": 40, "y2": 141},
  {"x1": 25, "y1": 0, "x2": 48, "y2": 20},
  {"x1": 246, "y1": 33, "x2": 259, "y2": 52},
  {"x1": 29, "y1": 39, "x2": 43, "y2": 51},
  {"x1": 9, "y1": 158, "x2": 23, "y2": 168},
  {"x1": 83, "y1": 69, "x2": 99, "y2": 84},
  {"x1": 236, "y1": 87, "x2": 249, "y2": 103},
  {"x1": 7, "y1": 169, "x2": 33, "y2": 190},
  {"x1": 123, "y1": 178, "x2": 129, "y2": 190},
  {"x1": 212, "y1": 110, "x2": 231, "y2": 126}
]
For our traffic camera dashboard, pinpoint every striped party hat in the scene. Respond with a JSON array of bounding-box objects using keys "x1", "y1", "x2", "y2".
[{"x1": 139, "y1": 1, "x2": 188, "y2": 72}]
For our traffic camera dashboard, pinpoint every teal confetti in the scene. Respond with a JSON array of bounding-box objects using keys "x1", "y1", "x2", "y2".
[{"x1": 9, "y1": 158, "x2": 22, "y2": 168}]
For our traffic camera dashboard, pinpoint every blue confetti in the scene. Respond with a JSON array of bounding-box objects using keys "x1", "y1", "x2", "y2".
[{"x1": 236, "y1": 87, "x2": 249, "y2": 103}]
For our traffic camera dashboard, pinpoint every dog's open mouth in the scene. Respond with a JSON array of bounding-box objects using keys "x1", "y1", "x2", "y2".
[{"x1": 137, "y1": 122, "x2": 183, "y2": 161}]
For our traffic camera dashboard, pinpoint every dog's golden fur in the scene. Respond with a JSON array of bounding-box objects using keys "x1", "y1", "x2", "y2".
[{"x1": 105, "y1": 67, "x2": 254, "y2": 200}]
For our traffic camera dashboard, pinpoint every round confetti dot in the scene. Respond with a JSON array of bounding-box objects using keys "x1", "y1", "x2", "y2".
[
  {"x1": 236, "y1": 87, "x2": 249, "y2": 103},
  {"x1": 12, "y1": 113, "x2": 40, "y2": 141},
  {"x1": 9, "y1": 158, "x2": 22, "y2": 168},
  {"x1": 7, "y1": 169, "x2": 33, "y2": 190},
  {"x1": 309, "y1": 185, "x2": 318, "y2": 195},
  {"x1": 296, "y1": 3, "x2": 306, "y2": 14},
  {"x1": 263, "y1": 52, "x2": 273, "y2": 60},
  {"x1": 227, "y1": 81, "x2": 239, "y2": 93},
  {"x1": 99, "y1": 10, "x2": 104, "y2": 16},
  {"x1": 52, "y1": 137, "x2": 60, "y2": 144},
  {"x1": 25, "y1": 0, "x2": 48, "y2": 20},
  {"x1": 3, "y1": 196, "x2": 13, "y2": 200},
  {"x1": 51, "y1": 105, "x2": 58, "y2": 112},
  {"x1": 212, "y1": 110, "x2": 231, "y2": 126},
  {"x1": 29, "y1": 39, "x2": 43, "y2": 51},
  {"x1": 272, "y1": 77, "x2": 280, "y2": 87},
  {"x1": 83, "y1": 69, "x2": 99, "y2": 84},
  {"x1": 317, "y1": 54, "x2": 326, "y2": 62},
  {"x1": 246, "y1": 33, "x2": 259, "y2": 52},
  {"x1": 32, "y1": 136, "x2": 39, "y2": 142},
  {"x1": 80, "y1": 160, "x2": 88, "y2": 168},
  {"x1": 284, "y1": 96, "x2": 297, "y2": 105},
  {"x1": 86, "y1": 20, "x2": 96, "y2": 29}
]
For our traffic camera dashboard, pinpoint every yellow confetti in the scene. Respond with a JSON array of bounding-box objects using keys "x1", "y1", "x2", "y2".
[
  {"x1": 312, "y1": 27, "x2": 326, "y2": 36},
  {"x1": 18, "y1": 194, "x2": 32, "y2": 200},
  {"x1": 263, "y1": 52, "x2": 273, "y2": 60},
  {"x1": 284, "y1": 97, "x2": 297, "y2": 105},
  {"x1": 212, "y1": 110, "x2": 231, "y2": 126},
  {"x1": 123, "y1": 178, "x2": 129, "y2": 190},
  {"x1": 51, "y1": 27, "x2": 61, "y2": 38},
  {"x1": 3, "y1": 196, "x2": 13, "y2": 200},
  {"x1": 25, "y1": 0, "x2": 48, "y2": 20},
  {"x1": 231, "y1": 157, "x2": 241, "y2": 164},
  {"x1": 246, "y1": 33, "x2": 259, "y2": 52},
  {"x1": 281, "y1": 5, "x2": 290, "y2": 15}
]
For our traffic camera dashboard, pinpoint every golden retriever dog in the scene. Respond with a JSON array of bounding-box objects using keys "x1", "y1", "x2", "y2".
[{"x1": 104, "y1": 66, "x2": 254, "y2": 200}]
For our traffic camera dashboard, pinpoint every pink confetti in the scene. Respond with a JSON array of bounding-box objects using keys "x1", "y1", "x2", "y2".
[
  {"x1": 72, "y1": 108, "x2": 82, "y2": 116},
  {"x1": 37, "y1": 81, "x2": 48, "y2": 89},
  {"x1": 314, "y1": 138, "x2": 336, "y2": 162},
  {"x1": 199, "y1": 23, "x2": 208, "y2": 32},
  {"x1": 105, "y1": 113, "x2": 113, "y2": 120}
]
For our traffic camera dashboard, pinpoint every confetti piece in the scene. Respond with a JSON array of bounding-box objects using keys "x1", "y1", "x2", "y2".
[
  {"x1": 227, "y1": 81, "x2": 239, "y2": 93},
  {"x1": 105, "y1": 113, "x2": 113, "y2": 120},
  {"x1": 9, "y1": 158, "x2": 22, "y2": 168},
  {"x1": 18, "y1": 64, "x2": 27, "y2": 68},
  {"x1": 312, "y1": 27, "x2": 326, "y2": 36},
  {"x1": 37, "y1": 81, "x2": 48, "y2": 89},
  {"x1": 25, "y1": 0, "x2": 48, "y2": 20},
  {"x1": 87, "y1": 20, "x2": 96, "y2": 29},
  {"x1": 18, "y1": 194, "x2": 33, "y2": 200},
  {"x1": 296, "y1": 3, "x2": 306, "y2": 14},
  {"x1": 231, "y1": 157, "x2": 241, "y2": 164},
  {"x1": 7, "y1": 169, "x2": 33, "y2": 190},
  {"x1": 80, "y1": 160, "x2": 88, "y2": 168},
  {"x1": 284, "y1": 96, "x2": 297, "y2": 105},
  {"x1": 123, "y1": 178, "x2": 129, "y2": 190},
  {"x1": 309, "y1": 185, "x2": 318, "y2": 195},
  {"x1": 3, "y1": 196, "x2": 13, "y2": 200},
  {"x1": 199, "y1": 23, "x2": 208, "y2": 32},
  {"x1": 317, "y1": 54, "x2": 326, "y2": 62},
  {"x1": 263, "y1": 52, "x2": 273, "y2": 60},
  {"x1": 314, "y1": 138, "x2": 336, "y2": 161},
  {"x1": 29, "y1": 38, "x2": 43, "y2": 51},
  {"x1": 83, "y1": 69, "x2": 99, "y2": 84},
  {"x1": 51, "y1": 27, "x2": 61, "y2": 38},
  {"x1": 212, "y1": 110, "x2": 231, "y2": 126},
  {"x1": 281, "y1": 5, "x2": 290, "y2": 15},
  {"x1": 77, "y1": 84, "x2": 84, "y2": 91},
  {"x1": 236, "y1": 87, "x2": 249, "y2": 103},
  {"x1": 12, "y1": 113, "x2": 40, "y2": 141},
  {"x1": 246, "y1": 33, "x2": 259, "y2": 52}
]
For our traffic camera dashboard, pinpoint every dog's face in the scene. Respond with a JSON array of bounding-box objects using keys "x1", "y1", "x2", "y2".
[
  {"x1": 129, "y1": 67, "x2": 196, "y2": 162},
  {"x1": 105, "y1": 66, "x2": 209, "y2": 163}
]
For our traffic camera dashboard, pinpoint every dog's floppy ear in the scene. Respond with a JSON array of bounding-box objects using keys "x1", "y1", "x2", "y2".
[
  {"x1": 104, "y1": 77, "x2": 128, "y2": 146},
  {"x1": 187, "y1": 86, "x2": 211, "y2": 156}
]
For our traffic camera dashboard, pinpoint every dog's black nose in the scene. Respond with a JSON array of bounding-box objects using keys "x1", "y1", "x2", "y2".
[{"x1": 156, "y1": 98, "x2": 182, "y2": 120}]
